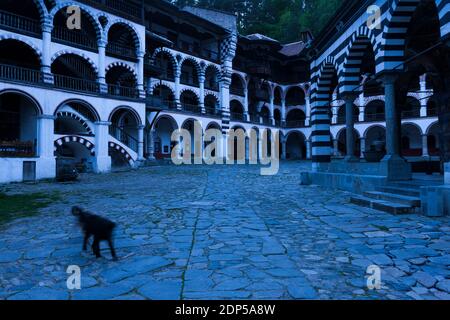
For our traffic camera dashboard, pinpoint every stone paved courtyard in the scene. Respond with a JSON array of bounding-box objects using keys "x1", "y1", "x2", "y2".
[{"x1": 0, "y1": 162, "x2": 449, "y2": 300}]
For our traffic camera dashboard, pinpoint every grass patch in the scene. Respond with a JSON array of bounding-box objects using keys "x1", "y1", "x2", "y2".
[{"x1": 0, "y1": 192, "x2": 61, "y2": 225}]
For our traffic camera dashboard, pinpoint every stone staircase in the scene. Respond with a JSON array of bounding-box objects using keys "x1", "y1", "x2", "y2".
[{"x1": 350, "y1": 183, "x2": 422, "y2": 215}]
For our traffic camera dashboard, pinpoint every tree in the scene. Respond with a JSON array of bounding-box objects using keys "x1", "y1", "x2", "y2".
[{"x1": 170, "y1": 0, "x2": 341, "y2": 43}]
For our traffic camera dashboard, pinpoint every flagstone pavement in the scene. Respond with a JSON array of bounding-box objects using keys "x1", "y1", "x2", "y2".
[{"x1": 0, "y1": 162, "x2": 449, "y2": 300}]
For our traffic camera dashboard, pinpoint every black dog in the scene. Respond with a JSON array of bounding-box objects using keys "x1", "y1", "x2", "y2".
[{"x1": 71, "y1": 206, "x2": 118, "y2": 260}]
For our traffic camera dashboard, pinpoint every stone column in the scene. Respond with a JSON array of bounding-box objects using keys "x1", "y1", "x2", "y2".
[
  {"x1": 281, "y1": 139, "x2": 287, "y2": 160},
  {"x1": 381, "y1": 73, "x2": 411, "y2": 180},
  {"x1": 445, "y1": 162, "x2": 449, "y2": 184},
  {"x1": 137, "y1": 51, "x2": 146, "y2": 98},
  {"x1": 333, "y1": 139, "x2": 339, "y2": 157},
  {"x1": 422, "y1": 134, "x2": 429, "y2": 157},
  {"x1": 420, "y1": 75, "x2": 428, "y2": 117},
  {"x1": 269, "y1": 97, "x2": 275, "y2": 125},
  {"x1": 94, "y1": 121, "x2": 112, "y2": 173},
  {"x1": 281, "y1": 99, "x2": 287, "y2": 127},
  {"x1": 332, "y1": 106, "x2": 338, "y2": 124},
  {"x1": 98, "y1": 39, "x2": 107, "y2": 94},
  {"x1": 147, "y1": 129, "x2": 156, "y2": 160},
  {"x1": 360, "y1": 137, "x2": 366, "y2": 159},
  {"x1": 41, "y1": 18, "x2": 54, "y2": 84},
  {"x1": 305, "y1": 97, "x2": 311, "y2": 126},
  {"x1": 138, "y1": 125, "x2": 145, "y2": 161},
  {"x1": 343, "y1": 94, "x2": 359, "y2": 162},
  {"x1": 199, "y1": 72, "x2": 205, "y2": 113},
  {"x1": 175, "y1": 67, "x2": 182, "y2": 110},
  {"x1": 383, "y1": 74, "x2": 401, "y2": 159},
  {"x1": 37, "y1": 114, "x2": 56, "y2": 179},
  {"x1": 306, "y1": 139, "x2": 312, "y2": 160},
  {"x1": 244, "y1": 87, "x2": 250, "y2": 121}
]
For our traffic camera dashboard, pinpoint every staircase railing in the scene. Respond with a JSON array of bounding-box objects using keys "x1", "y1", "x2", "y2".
[
  {"x1": 109, "y1": 125, "x2": 138, "y2": 152},
  {"x1": 106, "y1": 41, "x2": 137, "y2": 60}
]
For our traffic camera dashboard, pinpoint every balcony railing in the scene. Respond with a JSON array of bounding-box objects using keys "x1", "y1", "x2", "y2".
[
  {"x1": 205, "y1": 107, "x2": 222, "y2": 117},
  {"x1": 401, "y1": 110, "x2": 421, "y2": 119},
  {"x1": 78, "y1": 0, "x2": 142, "y2": 22},
  {"x1": 0, "y1": 64, "x2": 41, "y2": 84},
  {"x1": 54, "y1": 74, "x2": 99, "y2": 93},
  {"x1": 106, "y1": 42, "x2": 137, "y2": 60},
  {"x1": 180, "y1": 75, "x2": 199, "y2": 87},
  {"x1": 0, "y1": 141, "x2": 36, "y2": 157},
  {"x1": 230, "y1": 113, "x2": 246, "y2": 121},
  {"x1": 52, "y1": 25, "x2": 97, "y2": 52},
  {"x1": 181, "y1": 103, "x2": 202, "y2": 114},
  {"x1": 230, "y1": 87, "x2": 245, "y2": 96},
  {"x1": 285, "y1": 120, "x2": 306, "y2": 128},
  {"x1": 0, "y1": 10, "x2": 41, "y2": 37},
  {"x1": 364, "y1": 113, "x2": 385, "y2": 122},
  {"x1": 337, "y1": 115, "x2": 359, "y2": 124},
  {"x1": 107, "y1": 84, "x2": 139, "y2": 99}
]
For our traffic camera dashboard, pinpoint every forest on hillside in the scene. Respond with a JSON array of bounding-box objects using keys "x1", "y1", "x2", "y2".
[{"x1": 171, "y1": 0, "x2": 342, "y2": 43}]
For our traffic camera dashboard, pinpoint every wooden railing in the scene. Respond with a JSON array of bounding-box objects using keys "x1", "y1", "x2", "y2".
[
  {"x1": 285, "y1": 120, "x2": 306, "y2": 128},
  {"x1": 230, "y1": 113, "x2": 246, "y2": 121},
  {"x1": 78, "y1": 0, "x2": 142, "y2": 22},
  {"x1": 107, "y1": 84, "x2": 139, "y2": 99},
  {"x1": 54, "y1": 74, "x2": 99, "y2": 93},
  {"x1": 0, "y1": 141, "x2": 35, "y2": 157},
  {"x1": 205, "y1": 107, "x2": 222, "y2": 117},
  {"x1": 181, "y1": 103, "x2": 202, "y2": 114},
  {"x1": 52, "y1": 25, "x2": 97, "y2": 52},
  {"x1": 106, "y1": 41, "x2": 137, "y2": 60},
  {"x1": 0, "y1": 64, "x2": 41, "y2": 84},
  {"x1": 0, "y1": 10, "x2": 41, "y2": 37}
]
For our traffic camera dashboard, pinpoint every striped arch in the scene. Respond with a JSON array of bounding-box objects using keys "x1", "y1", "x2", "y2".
[
  {"x1": 436, "y1": 0, "x2": 450, "y2": 38},
  {"x1": 106, "y1": 61, "x2": 138, "y2": 80},
  {"x1": 151, "y1": 83, "x2": 175, "y2": 96},
  {"x1": 151, "y1": 48, "x2": 178, "y2": 74},
  {"x1": 180, "y1": 88, "x2": 201, "y2": 101},
  {"x1": 340, "y1": 27, "x2": 378, "y2": 94},
  {"x1": 206, "y1": 121, "x2": 222, "y2": 130},
  {"x1": 56, "y1": 111, "x2": 94, "y2": 135},
  {"x1": 310, "y1": 57, "x2": 338, "y2": 163},
  {"x1": 54, "y1": 136, "x2": 95, "y2": 156},
  {"x1": 32, "y1": 0, "x2": 48, "y2": 21},
  {"x1": 205, "y1": 64, "x2": 222, "y2": 82},
  {"x1": 51, "y1": 50, "x2": 99, "y2": 74},
  {"x1": 0, "y1": 34, "x2": 43, "y2": 63},
  {"x1": 108, "y1": 141, "x2": 135, "y2": 166},
  {"x1": 180, "y1": 56, "x2": 202, "y2": 80},
  {"x1": 380, "y1": 0, "x2": 442, "y2": 72},
  {"x1": 50, "y1": 2, "x2": 103, "y2": 42},
  {"x1": 105, "y1": 19, "x2": 142, "y2": 52}
]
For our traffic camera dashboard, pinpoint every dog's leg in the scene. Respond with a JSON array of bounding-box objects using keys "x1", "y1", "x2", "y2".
[
  {"x1": 82, "y1": 232, "x2": 91, "y2": 251},
  {"x1": 107, "y1": 237, "x2": 118, "y2": 261},
  {"x1": 92, "y1": 237, "x2": 101, "y2": 258}
]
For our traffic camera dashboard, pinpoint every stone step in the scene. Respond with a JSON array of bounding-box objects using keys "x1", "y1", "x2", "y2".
[
  {"x1": 378, "y1": 186, "x2": 421, "y2": 197},
  {"x1": 363, "y1": 191, "x2": 421, "y2": 207},
  {"x1": 350, "y1": 196, "x2": 417, "y2": 215}
]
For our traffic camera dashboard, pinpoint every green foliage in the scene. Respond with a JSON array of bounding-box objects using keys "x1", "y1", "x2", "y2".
[
  {"x1": 0, "y1": 192, "x2": 60, "y2": 225},
  {"x1": 171, "y1": 0, "x2": 341, "y2": 43}
]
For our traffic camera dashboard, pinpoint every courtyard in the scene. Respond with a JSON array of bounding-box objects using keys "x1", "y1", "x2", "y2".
[{"x1": 0, "y1": 162, "x2": 449, "y2": 300}]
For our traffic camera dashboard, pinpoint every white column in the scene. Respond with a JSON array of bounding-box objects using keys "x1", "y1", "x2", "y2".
[
  {"x1": 244, "y1": 87, "x2": 250, "y2": 121},
  {"x1": 333, "y1": 139, "x2": 339, "y2": 156},
  {"x1": 137, "y1": 51, "x2": 146, "y2": 98},
  {"x1": 305, "y1": 97, "x2": 311, "y2": 126},
  {"x1": 94, "y1": 121, "x2": 111, "y2": 173},
  {"x1": 220, "y1": 81, "x2": 230, "y2": 113},
  {"x1": 41, "y1": 19, "x2": 54, "y2": 84},
  {"x1": 37, "y1": 115, "x2": 56, "y2": 179},
  {"x1": 422, "y1": 134, "x2": 429, "y2": 157},
  {"x1": 147, "y1": 129, "x2": 156, "y2": 160},
  {"x1": 306, "y1": 139, "x2": 311, "y2": 160},
  {"x1": 281, "y1": 98, "x2": 286, "y2": 126},
  {"x1": 37, "y1": 115, "x2": 55, "y2": 159},
  {"x1": 199, "y1": 73, "x2": 206, "y2": 113},
  {"x1": 360, "y1": 137, "x2": 366, "y2": 159},
  {"x1": 175, "y1": 67, "x2": 181, "y2": 110},
  {"x1": 98, "y1": 40, "x2": 107, "y2": 94},
  {"x1": 281, "y1": 139, "x2": 287, "y2": 160},
  {"x1": 343, "y1": 94, "x2": 358, "y2": 162},
  {"x1": 420, "y1": 75, "x2": 428, "y2": 117},
  {"x1": 138, "y1": 125, "x2": 145, "y2": 161},
  {"x1": 269, "y1": 97, "x2": 275, "y2": 125},
  {"x1": 332, "y1": 106, "x2": 338, "y2": 124}
]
